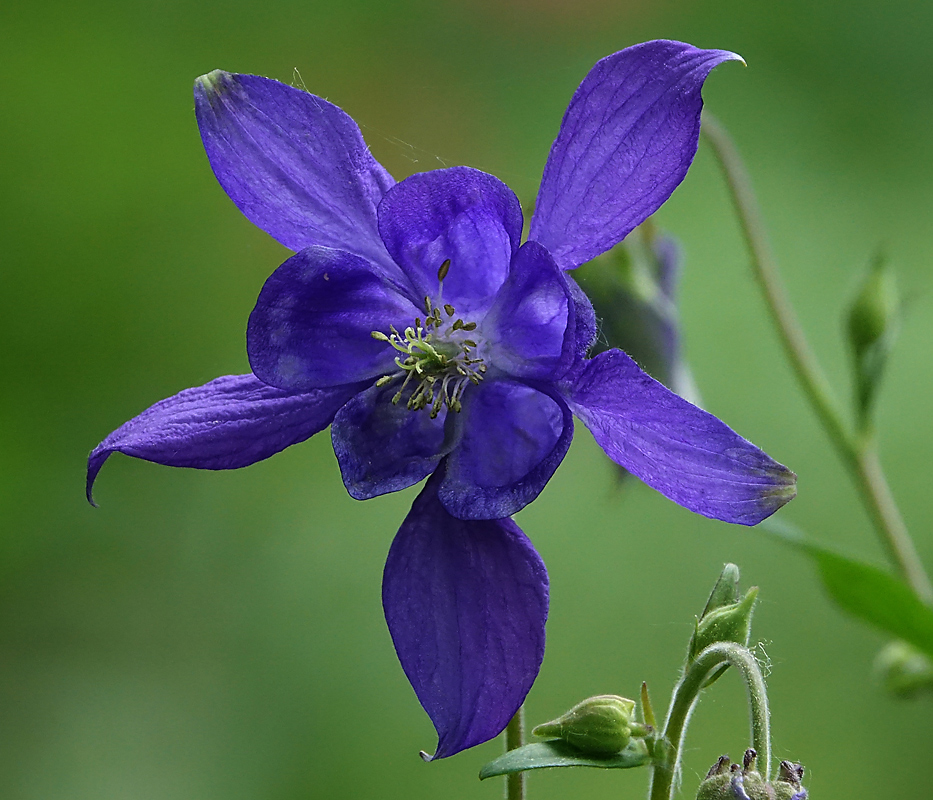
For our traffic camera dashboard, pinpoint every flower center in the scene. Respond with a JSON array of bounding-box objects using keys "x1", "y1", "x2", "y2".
[{"x1": 371, "y1": 260, "x2": 486, "y2": 418}]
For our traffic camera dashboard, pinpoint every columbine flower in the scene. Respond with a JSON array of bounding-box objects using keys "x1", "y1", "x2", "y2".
[{"x1": 87, "y1": 40, "x2": 796, "y2": 759}]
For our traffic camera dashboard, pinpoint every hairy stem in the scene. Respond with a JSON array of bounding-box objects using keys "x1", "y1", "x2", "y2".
[
  {"x1": 701, "y1": 111, "x2": 933, "y2": 605},
  {"x1": 504, "y1": 706, "x2": 525, "y2": 800},
  {"x1": 648, "y1": 642, "x2": 770, "y2": 800}
]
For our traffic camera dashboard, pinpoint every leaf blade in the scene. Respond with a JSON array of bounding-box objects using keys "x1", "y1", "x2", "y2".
[
  {"x1": 479, "y1": 739, "x2": 649, "y2": 780},
  {"x1": 763, "y1": 519, "x2": 933, "y2": 657}
]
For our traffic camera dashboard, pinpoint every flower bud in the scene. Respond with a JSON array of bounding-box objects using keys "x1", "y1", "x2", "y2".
[
  {"x1": 532, "y1": 695, "x2": 637, "y2": 755},
  {"x1": 689, "y1": 586, "x2": 758, "y2": 662},
  {"x1": 875, "y1": 640, "x2": 933, "y2": 698},
  {"x1": 577, "y1": 226, "x2": 698, "y2": 404},
  {"x1": 846, "y1": 254, "x2": 899, "y2": 424},
  {"x1": 848, "y1": 256, "x2": 898, "y2": 354}
]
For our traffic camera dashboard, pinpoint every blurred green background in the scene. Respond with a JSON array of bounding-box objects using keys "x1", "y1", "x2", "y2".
[{"x1": 2, "y1": 0, "x2": 932, "y2": 797}]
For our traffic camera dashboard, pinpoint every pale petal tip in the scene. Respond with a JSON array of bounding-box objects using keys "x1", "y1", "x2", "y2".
[
  {"x1": 728, "y1": 50, "x2": 747, "y2": 67},
  {"x1": 194, "y1": 69, "x2": 231, "y2": 96},
  {"x1": 750, "y1": 473, "x2": 798, "y2": 526}
]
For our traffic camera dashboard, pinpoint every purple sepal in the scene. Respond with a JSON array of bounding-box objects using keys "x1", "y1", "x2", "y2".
[
  {"x1": 530, "y1": 40, "x2": 743, "y2": 270},
  {"x1": 194, "y1": 71, "x2": 397, "y2": 272},
  {"x1": 247, "y1": 246, "x2": 419, "y2": 391},
  {"x1": 382, "y1": 473, "x2": 549, "y2": 759},
  {"x1": 377, "y1": 167, "x2": 523, "y2": 316},
  {"x1": 439, "y1": 381, "x2": 574, "y2": 520},
  {"x1": 87, "y1": 374, "x2": 358, "y2": 505},
  {"x1": 331, "y1": 382, "x2": 455, "y2": 500},
  {"x1": 565, "y1": 350, "x2": 796, "y2": 525},
  {"x1": 567, "y1": 272, "x2": 598, "y2": 361},
  {"x1": 483, "y1": 241, "x2": 576, "y2": 381}
]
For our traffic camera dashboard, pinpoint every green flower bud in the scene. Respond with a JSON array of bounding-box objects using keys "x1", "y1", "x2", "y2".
[
  {"x1": 532, "y1": 695, "x2": 637, "y2": 755},
  {"x1": 689, "y1": 586, "x2": 759, "y2": 662},
  {"x1": 848, "y1": 256, "x2": 898, "y2": 354},
  {"x1": 846, "y1": 254, "x2": 900, "y2": 425},
  {"x1": 875, "y1": 640, "x2": 933, "y2": 698}
]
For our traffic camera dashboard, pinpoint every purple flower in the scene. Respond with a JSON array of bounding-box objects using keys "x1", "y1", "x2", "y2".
[{"x1": 87, "y1": 41, "x2": 796, "y2": 759}]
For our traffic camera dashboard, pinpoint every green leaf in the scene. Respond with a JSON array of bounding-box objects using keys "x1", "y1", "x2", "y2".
[
  {"x1": 763, "y1": 519, "x2": 933, "y2": 657},
  {"x1": 478, "y1": 739, "x2": 650, "y2": 780}
]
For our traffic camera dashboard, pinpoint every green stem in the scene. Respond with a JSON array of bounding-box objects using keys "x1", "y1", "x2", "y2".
[
  {"x1": 701, "y1": 111, "x2": 933, "y2": 605},
  {"x1": 504, "y1": 706, "x2": 525, "y2": 800},
  {"x1": 648, "y1": 642, "x2": 770, "y2": 800}
]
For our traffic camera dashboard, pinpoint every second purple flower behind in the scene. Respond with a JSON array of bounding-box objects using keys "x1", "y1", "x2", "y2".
[{"x1": 88, "y1": 41, "x2": 796, "y2": 759}]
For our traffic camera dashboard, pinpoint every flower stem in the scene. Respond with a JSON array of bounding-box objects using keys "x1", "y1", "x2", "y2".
[
  {"x1": 700, "y1": 111, "x2": 933, "y2": 605},
  {"x1": 504, "y1": 706, "x2": 526, "y2": 800},
  {"x1": 648, "y1": 642, "x2": 770, "y2": 800}
]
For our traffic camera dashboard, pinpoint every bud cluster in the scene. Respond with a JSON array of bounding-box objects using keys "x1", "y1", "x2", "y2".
[{"x1": 697, "y1": 749, "x2": 807, "y2": 800}]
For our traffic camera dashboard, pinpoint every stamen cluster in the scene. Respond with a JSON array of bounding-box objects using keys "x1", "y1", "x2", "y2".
[{"x1": 371, "y1": 262, "x2": 486, "y2": 418}]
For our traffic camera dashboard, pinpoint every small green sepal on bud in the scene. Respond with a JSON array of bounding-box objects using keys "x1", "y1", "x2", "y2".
[
  {"x1": 846, "y1": 253, "x2": 900, "y2": 426},
  {"x1": 875, "y1": 640, "x2": 933, "y2": 698},
  {"x1": 701, "y1": 563, "x2": 741, "y2": 617},
  {"x1": 532, "y1": 695, "x2": 638, "y2": 756}
]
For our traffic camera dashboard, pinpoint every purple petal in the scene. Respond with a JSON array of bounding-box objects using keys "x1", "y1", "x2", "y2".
[
  {"x1": 331, "y1": 382, "x2": 456, "y2": 500},
  {"x1": 565, "y1": 350, "x2": 796, "y2": 524},
  {"x1": 530, "y1": 40, "x2": 743, "y2": 269},
  {"x1": 377, "y1": 167, "x2": 523, "y2": 316},
  {"x1": 383, "y1": 473, "x2": 549, "y2": 759},
  {"x1": 482, "y1": 242, "x2": 575, "y2": 381},
  {"x1": 439, "y1": 381, "x2": 574, "y2": 520},
  {"x1": 247, "y1": 246, "x2": 420, "y2": 391},
  {"x1": 87, "y1": 374, "x2": 358, "y2": 505},
  {"x1": 194, "y1": 71, "x2": 398, "y2": 273}
]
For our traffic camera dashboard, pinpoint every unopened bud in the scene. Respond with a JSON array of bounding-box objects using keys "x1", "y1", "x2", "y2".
[
  {"x1": 689, "y1": 586, "x2": 758, "y2": 661},
  {"x1": 848, "y1": 256, "x2": 898, "y2": 354},
  {"x1": 846, "y1": 255, "x2": 899, "y2": 424},
  {"x1": 532, "y1": 695, "x2": 637, "y2": 755},
  {"x1": 875, "y1": 640, "x2": 933, "y2": 698}
]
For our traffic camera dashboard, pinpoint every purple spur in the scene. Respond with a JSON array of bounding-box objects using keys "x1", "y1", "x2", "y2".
[{"x1": 87, "y1": 40, "x2": 796, "y2": 759}]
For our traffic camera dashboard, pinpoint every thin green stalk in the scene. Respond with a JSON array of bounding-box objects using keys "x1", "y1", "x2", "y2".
[
  {"x1": 504, "y1": 706, "x2": 525, "y2": 800},
  {"x1": 701, "y1": 111, "x2": 933, "y2": 605},
  {"x1": 648, "y1": 642, "x2": 770, "y2": 800}
]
